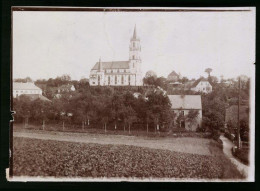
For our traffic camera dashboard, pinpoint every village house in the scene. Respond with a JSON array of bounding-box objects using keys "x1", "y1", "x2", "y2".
[
  {"x1": 191, "y1": 78, "x2": 213, "y2": 93},
  {"x1": 168, "y1": 95, "x2": 202, "y2": 131},
  {"x1": 13, "y1": 82, "x2": 50, "y2": 101},
  {"x1": 89, "y1": 25, "x2": 142, "y2": 86},
  {"x1": 167, "y1": 71, "x2": 181, "y2": 82},
  {"x1": 13, "y1": 82, "x2": 42, "y2": 98}
]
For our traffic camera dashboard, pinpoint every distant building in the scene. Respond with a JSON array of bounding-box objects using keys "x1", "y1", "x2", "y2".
[
  {"x1": 57, "y1": 84, "x2": 76, "y2": 93},
  {"x1": 13, "y1": 82, "x2": 42, "y2": 98},
  {"x1": 191, "y1": 78, "x2": 212, "y2": 93},
  {"x1": 167, "y1": 71, "x2": 181, "y2": 82},
  {"x1": 89, "y1": 25, "x2": 142, "y2": 86},
  {"x1": 168, "y1": 95, "x2": 202, "y2": 131},
  {"x1": 13, "y1": 82, "x2": 50, "y2": 101}
]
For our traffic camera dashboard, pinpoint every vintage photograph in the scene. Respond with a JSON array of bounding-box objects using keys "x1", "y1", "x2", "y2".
[{"x1": 10, "y1": 7, "x2": 255, "y2": 181}]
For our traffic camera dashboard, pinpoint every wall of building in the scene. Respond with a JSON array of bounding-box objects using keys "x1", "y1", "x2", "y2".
[
  {"x1": 173, "y1": 109, "x2": 202, "y2": 131},
  {"x1": 192, "y1": 81, "x2": 212, "y2": 93},
  {"x1": 13, "y1": 89, "x2": 42, "y2": 98}
]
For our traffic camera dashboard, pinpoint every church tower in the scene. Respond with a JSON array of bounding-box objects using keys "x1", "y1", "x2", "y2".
[
  {"x1": 129, "y1": 25, "x2": 141, "y2": 72},
  {"x1": 129, "y1": 25, "x2": 142, "y2": 85}
]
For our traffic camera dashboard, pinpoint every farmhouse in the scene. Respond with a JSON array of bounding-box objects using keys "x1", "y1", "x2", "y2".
[
  {"x1": 168, "y1": 95, "x2": 202, "y2": 131},
  {"x1": 13, "y1": 82, "x2": 42, "y2": 98},
  {"x1": 191, "y1": 78, "x2": 212, "y2": 93},
  {"x1": 13, "y1": 82, "x2": 50, "y2": 101},
  {"x1": 167, "y1": 71, "x2": 181, "y2": 82},
  {"x1": 89, "y1": 25, "x2": 142, "y2": 86}
]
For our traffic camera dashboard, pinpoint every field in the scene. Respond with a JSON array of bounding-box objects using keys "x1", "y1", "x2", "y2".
[{"x1": 12, "y1": 137, "x2": 244, "y2": 179}]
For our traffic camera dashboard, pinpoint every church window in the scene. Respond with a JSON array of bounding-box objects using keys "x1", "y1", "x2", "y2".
[
  {"x1": 98, "y1": 76, "x2": 100, "y2": 85},
  {"x1": 132, "y1": 55, "x2": 134, "y2": 60},
  {"x1": 115, "y1": 76, "x2": 117, "y2": 85},
  {"x1": 108, "y1": 76, "x2": 110, "y2": 85},
  {"x1": 133, "y1": 42, "x2": 135, "y2": 48},
  {"x1": 121, "y1": 75, "x2": 124, "y2": 84},
  {"x1": 124, "y1": 69, "x2": 126, "y2": 73},
  {"x1": 128, "y1": 75, "x2": 131, "y2": 85},
  {"x1": 111, "y1": 70, "x2": 113, "y2": 73}
]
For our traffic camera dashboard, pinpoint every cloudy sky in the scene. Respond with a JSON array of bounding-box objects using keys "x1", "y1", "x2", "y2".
[{"x1": 13, "y1": 8, "x2": 255, "y2": 81}]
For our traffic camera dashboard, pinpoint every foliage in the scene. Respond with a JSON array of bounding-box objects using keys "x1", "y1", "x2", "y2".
[
  {"x1": 204, "y1": 68, "x2": 212, "y2": 77},
  {"x1": 186, "y1": 110, "x2": 199, "y2": 131},
  {"x1": 232, "y1": 147, "x2": 249, "y2": 165}
]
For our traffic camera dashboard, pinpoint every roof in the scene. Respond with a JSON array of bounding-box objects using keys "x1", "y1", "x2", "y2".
[
  {"x1": 191, "y1": 78, "x2": 212, "y2": 88},
  {"x1": 92, "y1": 61, "x2": 129, "y2": 70},
  {"x1": 13, "y1": 82, "x2": 41, "y2": 91},
  {"x1": 168, "y1": 71, "x2": 179, "y2": 77},
  {"x1": 21, "y1": 94, "x2": 51, "y2": 102},
  {"x1": 168, "y1": 95, "x2": 202, "y2": 110}
]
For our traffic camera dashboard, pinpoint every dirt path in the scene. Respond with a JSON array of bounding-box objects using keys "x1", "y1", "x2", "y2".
[
  {"x1": 220, "y1": 135, "x2": 250, "y2": 178},
  {"x1": 13, "y1": 130, "x2": 212, "y2": 156}
]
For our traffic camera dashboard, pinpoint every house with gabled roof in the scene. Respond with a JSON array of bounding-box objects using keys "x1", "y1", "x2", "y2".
[
  {"x1": 167, "y1": 70, "x2": 181, "y2": 82},
  {"x1": 168, "y1": 95, "x2": 202, "y2": 131},
  {"x1": 13, "y1": 82, "x2": 42, "y2": 98},
  {"x1": 13, "y1": 82, "x2": 50, "y2": 101},
  {"x1": 191, "y1": 78, "x2": 213, "y2": 93}
]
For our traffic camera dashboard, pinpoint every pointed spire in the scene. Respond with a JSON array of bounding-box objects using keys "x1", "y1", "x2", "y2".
[
  {"x1": 98, "y1": 57, "x2": 102, "y2": 71},
  {"x1": 133, "y1": 24, "x2": 137, "y2": 39}
]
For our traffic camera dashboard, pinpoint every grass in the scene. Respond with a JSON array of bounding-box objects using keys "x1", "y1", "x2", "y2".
[
  {"x1": 208, "y1": 140, "x2": 245, "y2": 179},
  {"x1": 13, "y1": 123, "x2": 212, "y2": 139},
  {"x1": 13, "y1": 137, "x2": 244, "y2": 179}
]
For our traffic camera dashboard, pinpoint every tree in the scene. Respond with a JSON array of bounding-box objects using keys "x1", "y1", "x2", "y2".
[
  {"x1": 186, "y1": 110, "x2": 199, "y2": 131},
  {"x1": 125, "y1": 106, "x2": 137, "y2": 134},
  {"x1": 14, "y1": 77, "x2": 33, "y2": 83},
  {"x1": 205, "y1": 68, "x2": 213, "y2": 78},
  {"x1": 180, "y1": 77, "x2": 189, "y2": 84},
  {"x1": 31, "y1": 99, "x2": 51, "y2": 130},
  {"x1": 13, "y1": 95, "x2": 32, "y2": 128}
]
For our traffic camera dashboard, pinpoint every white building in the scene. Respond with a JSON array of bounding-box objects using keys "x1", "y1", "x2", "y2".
[
  {"x1": 89, "y1": 25, "x2": 142, "y2": 86},
  {"x1": 168, "y1": 95, "x2": 202, "y2": 131},
  {"x1": 191, "y1": 78, "x2": 213, "y2": 93},
  {"x1": 13, "y1": 82, "x2": 42, "y2": 98}
]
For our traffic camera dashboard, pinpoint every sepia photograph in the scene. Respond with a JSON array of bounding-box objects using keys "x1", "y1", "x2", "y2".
[{"x1": 10, "y1": 7, "x2": 255, "y2": 182}]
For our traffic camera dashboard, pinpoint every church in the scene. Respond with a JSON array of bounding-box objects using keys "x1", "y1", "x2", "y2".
[{"x1": 89, "y1": 26, "x2": 143, "y2": 86}]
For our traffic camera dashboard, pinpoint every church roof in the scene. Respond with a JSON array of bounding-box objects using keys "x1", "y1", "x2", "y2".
[
  {"x1": 92, "y1": 61, "x2": 130, "y2": 70},
  {"x1": 168, "y1": 95, "x2": 202, "y2": 110},
  {"x1": 13, "y1": 82, "x2": 41, "y2": 90}
]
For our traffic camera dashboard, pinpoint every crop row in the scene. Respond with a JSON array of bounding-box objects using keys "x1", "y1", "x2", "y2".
[{"x1": 13, "y1": 137, "x2": 224, "y2": 179}]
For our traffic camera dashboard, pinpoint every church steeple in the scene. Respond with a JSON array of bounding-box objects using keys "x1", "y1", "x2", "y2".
[
  {"x1": 129, "y1": 25, "x2": 141, "y2": 61},
  {"x1": 98, "y1": 57, "x2": 102, "y2": 71},
  {"x1": 133, "y1": 24, "x2": 137, "y2": 39}
]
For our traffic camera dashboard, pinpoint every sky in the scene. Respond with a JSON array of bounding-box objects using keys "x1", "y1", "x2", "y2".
[{"x1": 13, "y1": 8, "x2": 255, "y2": 81}]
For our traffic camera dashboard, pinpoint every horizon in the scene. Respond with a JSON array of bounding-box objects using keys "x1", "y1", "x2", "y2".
[{"x1": 13, "y1": 9, "x2": 255, "y2": 81}]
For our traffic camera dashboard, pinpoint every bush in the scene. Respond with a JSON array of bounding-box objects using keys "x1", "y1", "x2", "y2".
[
  {"x1": 232, "y1": 147, "x2": 249, "y2": 165},
  {"x1": 211, "y1": 129, "x2": 220, "y2": 141}
]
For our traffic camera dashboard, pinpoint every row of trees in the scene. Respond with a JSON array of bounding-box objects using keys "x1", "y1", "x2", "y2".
[{"x1": 13, "y1": 87, "x2": 180, "y2": 133}]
